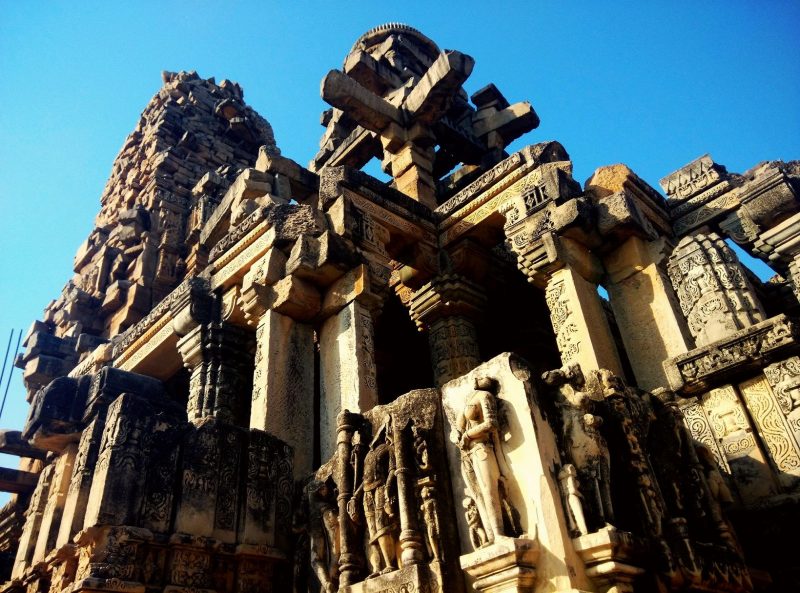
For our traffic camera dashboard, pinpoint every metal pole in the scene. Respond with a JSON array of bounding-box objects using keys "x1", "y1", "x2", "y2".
[
  {"x1": 0, "y1": 329, "x2": 14, "y2": 400},
  {"x1": 0, "y1": 330, "x2": 23, "y2": 421}
]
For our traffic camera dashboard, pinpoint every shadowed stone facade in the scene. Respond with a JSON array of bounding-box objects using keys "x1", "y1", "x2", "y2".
[{"x1": 2, "y1": 22, "x2": 799, "y2": 593}]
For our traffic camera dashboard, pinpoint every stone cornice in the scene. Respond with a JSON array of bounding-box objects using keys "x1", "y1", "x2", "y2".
[{"x1": 664, "y1": 314, "x2": 800, "y2": 394}]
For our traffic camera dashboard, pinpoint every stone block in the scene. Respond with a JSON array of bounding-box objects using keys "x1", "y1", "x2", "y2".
[
  {"x1": 24, "y1": 376, "x2": 91, "y2": 451},
  {"x1": 266, "y1": 275, "x2": 321, "y2": 321}
]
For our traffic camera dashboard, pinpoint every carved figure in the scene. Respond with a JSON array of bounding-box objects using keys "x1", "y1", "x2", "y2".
[
  {"x1": 558, "y1": 464, "x2": 588, "y2": 537},
  {"x1": 349, "y1": 417, "x2": 399, "y2": 577},
  {"x1": 463, "y1": 496, "x2": 487, "y2": 549},
  {"x1": 412, "y1": 424, "x2": 430, "y2": 473},
  {"x1": 545, "y1": 365, "x2": 615, "y2": 530},
  {"x1": 419, "y1": 486, "x2": 441, "y2": 560},
  {"x1": 452, "y1": 376, "x2": 518, "y2": 544},
  {"x1": 308, "y1": 480, "x2": 340, "y2": 593},
  {"x1": 696, "y1": 443, "x2": 740, "y2": 553}
]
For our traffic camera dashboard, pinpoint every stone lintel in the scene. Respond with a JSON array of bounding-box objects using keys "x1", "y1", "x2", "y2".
[
  {"x1": 0, "y1": 431, "x2": 47, "y2": 460},
  {"x1": 740, "y1": 165, "x2": 798, "y2": 229},
  {"x1": 285, "y1": 231, "x2": 357, "y2": 288},
  {"x1": 0, "y1": 468, "x2": 38, "y2": 495},
  {"x1": 587, "y1": 164, "x2": 671, "y2": 237},
  {"x1": 753, "y1": 211, "x2": 800, "y2": 263},
  {"x1": 319, "y1": 165, "x2": 437, "y2": 226},
  {"x1": 664, "y1": 314, "x2": 800, "y2": 394},
  {"x1": 343, "y1": 48, "x2": 404, "y2": 95},
  {"x1": 472, "y1": 101, "x2": 539, "y2": 147}
]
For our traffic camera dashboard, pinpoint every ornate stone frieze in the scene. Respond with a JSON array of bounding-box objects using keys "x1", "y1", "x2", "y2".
[
  {"x1": 112, "y1": 277, "x2": 206, "y2": 359},
  {"x1": 665, "y1": 314, "x2": 800, "y2": 393}
]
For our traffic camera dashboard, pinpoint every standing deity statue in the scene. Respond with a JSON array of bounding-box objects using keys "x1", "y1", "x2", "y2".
[
  {"x1": 307, "y1": 480, "x2": 340, "y2": 593},
  {"x1": 451, "y1": 376, "x2": 518, "y2": 545},
  {"x1": 349, "y1": 417, "x2": 400, "y2": 577},
  {"x1": 419, "y1": 486, "x2": 441, "y2": 560},
  {"x1": 558, "y1": 464, "x2": 588, "y2": 537}
]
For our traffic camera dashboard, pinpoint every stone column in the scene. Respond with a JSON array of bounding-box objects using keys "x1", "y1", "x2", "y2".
[
  {"x1": 544, "y1": 265, "x2": 623, "y2": 376},
  {"x1": 82, "y1": 393, "x2": 155, "y2": 528},
  {"x1": 427, "y1": 316, "x2": 481, "y2": 385},
  {"x1": 31, "y1": 445, "x2": 76, "y2": 563},
  {"x1": 335, "y1": 410, "x2": 360, "y2": 587},
  {"x1": 176, "y1": 322, "x2": 254, "y2": 426},
  {"x1": 250, "y1": 310, "x2": 314, "y2": 475},
  {"x1": 240, "y1": 248, "x2": 318, "y2": 475},
  {"x1": 392, "y1": 419, "x2": 424, "y2": 566},
  {"x1": 409, "y1": 274, "x2": 485, "y2": 386},
  {"x1": 381, "y1": 127, "x2": 437, "y2": 210},
  {"x1": 319, "y1": 299, "x2": 378, "y2": 461},
  {"x1": 604, "y1": 236, "x2": 693, "y2": 390},
  {"x1": 12, "y1": 463, "x2": 55, "y2": 578},
  {"x1": 57, "y1": 419, "x2": 105, "y2": 548}
]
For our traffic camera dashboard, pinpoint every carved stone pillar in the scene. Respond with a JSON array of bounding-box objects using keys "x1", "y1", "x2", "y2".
[
  {"x1": 604, "y1": 236, "x2": 693, "y2": 390},
  {"x1": 335, "y1": 409, "x2": 360, "y2": 587},
  {"x1": 392, "y1": 419, "x2": 424, "y2": 566},
  {"x1": 82, "y1": 393, "x2": 157, "y2": 528},
  {"x1": 57, "y1": 418, "x2": 105, "y2": 548},
  {"x1": 544, "y1": 265, "x2": 623, "y2": 376},
  {"x1": 409, "y1": 274, "x2": 485, "y2": 386},
  {"x1": 667, "y1": 232, "x2": 765, "y2": 347},
  {"x1": 31, "y1": 444, "x2": 76, "y2": 563},
  {"x1": 176, "y1": 322, "x2": 254, "y2": 426},
  {"x1": 319, "y1": 299, "x2": 378, "y2": 460},
  {"x1": 764, "y1": 356, "x2": 800, "y2": 447},
  {"x1": 12, "y1": 464, "x2": 55, "y2": 578},
  {"x1": 239, "y1": 248, "x2": 319, "y2": 473}
]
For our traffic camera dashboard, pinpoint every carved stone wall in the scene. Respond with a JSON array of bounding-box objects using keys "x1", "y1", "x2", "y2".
[{"x1": 4, "y1": 21, "x2": 800, "y2": 593}]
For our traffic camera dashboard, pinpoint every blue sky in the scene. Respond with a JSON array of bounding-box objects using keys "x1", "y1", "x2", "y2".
[{"x1": 0, "y1": 1, "x2": 798, "y2": 475}]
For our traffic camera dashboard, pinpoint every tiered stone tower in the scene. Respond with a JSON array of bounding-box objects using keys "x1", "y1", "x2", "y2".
[{"x1": 2, "y1": 23, "x2": 799, "y2": 593}]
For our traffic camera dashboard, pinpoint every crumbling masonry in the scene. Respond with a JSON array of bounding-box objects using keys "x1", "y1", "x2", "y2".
[{"x1": 2, "y1": 23, "x2": 800, "y2": 593}]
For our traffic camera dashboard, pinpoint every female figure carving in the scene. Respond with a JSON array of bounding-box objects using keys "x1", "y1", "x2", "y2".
[{"x1": 452, "y1": 376, "x2": 517, "y2": 545}]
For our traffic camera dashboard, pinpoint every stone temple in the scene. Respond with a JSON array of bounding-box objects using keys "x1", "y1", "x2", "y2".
[{"x1": 2, "y1": 23, "x2": 800, "y2": 593}]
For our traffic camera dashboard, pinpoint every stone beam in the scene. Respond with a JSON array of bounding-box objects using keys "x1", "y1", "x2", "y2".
[
  {"x1": 403, "y1": 50, "x2": 474, "y2": 124},
  {"x1": 472, "y1": 101, "x2": 539, "y2": 146},
  {"x1": 321, "y1": 69, "x2": 403, "y2": 133},
  {"x1": 0, "y1": 430, "x2": 47, "y2": 460},
  {"x1": 0, "y1": 467, "x2": 39, "y2": 495}
]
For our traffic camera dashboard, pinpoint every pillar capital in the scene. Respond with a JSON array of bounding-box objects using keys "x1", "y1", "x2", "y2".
[{"x1": 408, "y1": 274, "x2": 486, "y2": 331}]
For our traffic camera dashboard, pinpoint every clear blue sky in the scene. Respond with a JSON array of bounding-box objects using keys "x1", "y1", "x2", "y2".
[{"x1": 0, "y1": 1, "x2": 798, "y2": 472}]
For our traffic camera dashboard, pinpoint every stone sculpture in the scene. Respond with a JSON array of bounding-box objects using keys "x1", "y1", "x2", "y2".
[
  {"x1": 451, "y1": 376, "x2": 518, "y2": 545},
  {"x1": 6, "y1": 19, "x2": 800, "y2": 593},
  {"x1": 308, "y1": 480, "x2": 340, "y2": 593},
  {"x1": 349, "y1": 418, "x2": 399, "y2": 577}
]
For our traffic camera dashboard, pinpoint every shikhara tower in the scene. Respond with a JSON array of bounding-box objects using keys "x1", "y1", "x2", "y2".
[{"x1": 2, "y1": 23, "x2": 800, "y2": 593}]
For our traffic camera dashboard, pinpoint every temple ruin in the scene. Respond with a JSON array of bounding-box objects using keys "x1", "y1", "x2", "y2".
[{"x1": 2, "y1": 23, "x2": 799, "y2": 593}]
